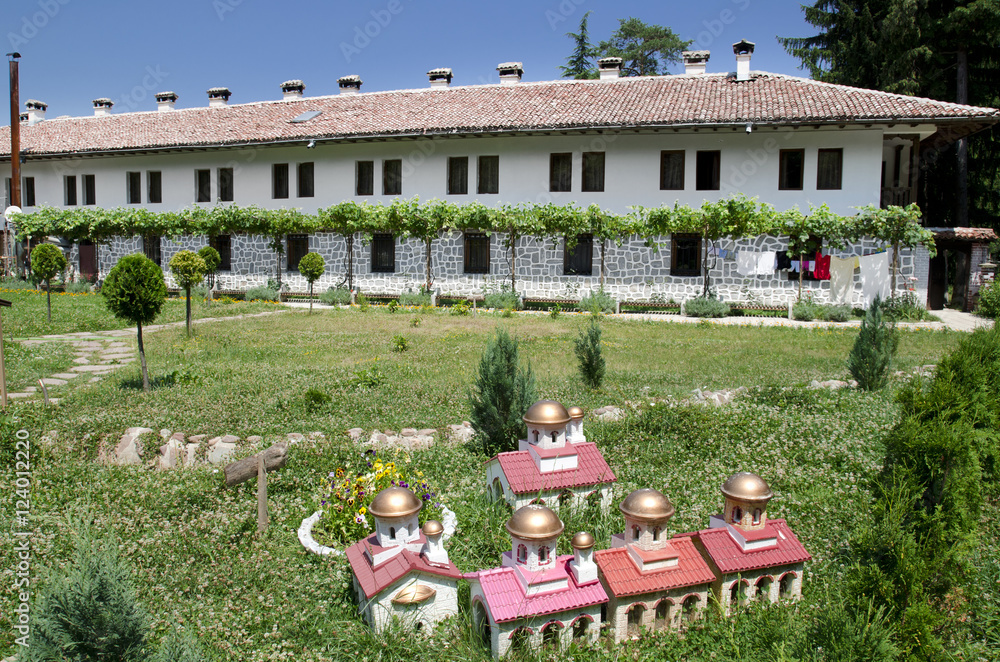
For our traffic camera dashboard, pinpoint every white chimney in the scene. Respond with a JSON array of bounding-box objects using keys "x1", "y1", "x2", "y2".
[
  {"x1": 427, "y1": 68, "x2": 453, "y2": 89},
  {"x1": 598, "y1": 57, "x2": 623, "y2": 80},
  {"x1": 682, "y1": 50, "x2": 711, "y2": 75},
  {"x1": 733, "y1": 39, "x2": 755, "y2": 82},
  {"x1": 92, "y1": 98, "x2": 114, "y2": 117},
  {"x1": 155, "y1": 91, "x2": 178, "y2": 112},
  {"x1": 24, "y1": 99, "x2": 47, "y2": 124},
  {"x1": 280, "y1": 79, "x2": 305, "y2": 100},
  {"x1": 497, "y1": 62, "x2": 523, "y2": 85},
  {"x1": 207, "y1": 87, "x2": 231, "y2": 107},
  {"x1": 338, "y1": 75, "x2": 362, "y2": 95},
  {"x1": 570, "y1": 532, "x2": 598, "y2": 584}
]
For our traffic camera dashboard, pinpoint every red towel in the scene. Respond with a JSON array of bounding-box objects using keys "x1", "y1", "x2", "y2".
[{"x1": 813, "y1": 251, "x2": 831, "y2": 280}]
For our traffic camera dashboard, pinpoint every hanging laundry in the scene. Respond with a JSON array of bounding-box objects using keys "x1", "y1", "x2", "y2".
[
  {"x1": 790, "y1": 260, "x2": 800, "y2": 273},
  {"x1": 736, "y1": 251, "x2": 758, "y2": 276},
  {"x1": 813, "y1": 251, "x2": 831, "y2": 280},
  {"x1": 755, "y1": 251, "x2": 776, "y2": 276},
  {"x1": 776, "y1": 251, "x2": 792, "y2": 270},
  {"x1": 859, "y1": 252, "x2": 890, "y2": 306},
  {"x1": 828, "y1": 256, "x2": 858, "y2": 305}
]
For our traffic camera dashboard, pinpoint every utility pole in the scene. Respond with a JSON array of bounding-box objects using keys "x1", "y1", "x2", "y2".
[{"x1": 6, "y1": 52, "x2": 21, "y2": 278}]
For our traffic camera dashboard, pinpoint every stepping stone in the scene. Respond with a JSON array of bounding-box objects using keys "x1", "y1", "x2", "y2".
[
  {"x1": 70, "y1": 365, "x2": 115, "y2": 373},
  {"x1": 73, "y1": 357, "x2": 91, "y2": 364},
  {"x1": 7, "y1": 393, "x2": 32, "y2": 399},
  {"x1": 101, "y1": 358, "x2": 135, "y2": 366},
  {"x1": 23, "y1": 386, "x2": 37, "y2": 393},
  {"x1": 100, "y1": 352, "x2": 135, "y2": 360},
  {"x1": 89, "y1": 377, "x2": 102, "y2": 383},
  {"x1": 51, "y1": 373, "x2": 80, "y2": 380},
  {"x1": 40, "y1": 378, "x2": 68, "y2": 386}
]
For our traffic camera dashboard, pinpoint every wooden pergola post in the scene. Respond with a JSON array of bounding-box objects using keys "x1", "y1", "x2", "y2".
[{"x1": 0, "y1": 298, "x2": 11, "y2": 409}]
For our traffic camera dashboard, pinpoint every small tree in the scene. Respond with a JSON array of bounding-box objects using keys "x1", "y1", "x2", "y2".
[
  {"x1": 575, "y1": 318, "x2": 606, "y2": 389},
  {"x1": 469, "y1": 329, "x2": 538, "y2": 456},
  {"x1": 848, "y1": 296, "x2": 899, "y2": 391},
  {"x1": 103, "y1": 254, "x2": 167, "y2": 392},
  {"x1": 197, "y1": 245, "x2": 221, "y2": 306},
  {"x1": 30, "y1": 243, "x2": 67, "y2": 324},
  {"x1": 169, "y1": 250, "x2": 207, "y2": 337},
  {"x1": 297, "y1": 252, "x2": 326, "y2": 313}
]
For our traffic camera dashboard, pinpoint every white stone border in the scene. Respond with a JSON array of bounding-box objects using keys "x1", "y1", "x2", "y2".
[{"x1": 298, "y1": 505, "x2": 457, "y2": 557}]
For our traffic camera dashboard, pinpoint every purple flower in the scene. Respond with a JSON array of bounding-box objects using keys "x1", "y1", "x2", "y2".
[
  {"x1": 399, "y1": 482, "x2": 408, "y2": 488},
  {"x1": 423, "y1": 493, "x2": 431, "y2": 500}
]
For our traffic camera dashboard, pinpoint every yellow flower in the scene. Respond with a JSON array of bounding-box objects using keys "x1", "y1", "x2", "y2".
[{"x1": 359, "y1": 507, "x2": 366, "y2": 514}]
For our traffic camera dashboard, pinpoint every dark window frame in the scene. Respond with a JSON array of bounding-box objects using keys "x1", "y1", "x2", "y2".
[
  {"x1": 563, "y1": 233, "x2": 594, "y2": 276},
  {"x1": 217, "y1": 167, "x2": 234, "y2": 202},
  {"x1": 370, "y1": 233, "x2": 396, "y2": 273},
  {"x1": 356, "y1": 160, "x2": 374, "y2": 196},
  {"x1": 817, "y1": 148, "x2": 843, "y2": 190},
  {"x1": 147, "y1": 171, "x2": 162, "y2": 204},
  {"x1": 23, "y1": 176, "x2": 35, "y2": 207},
  {"x1": 126, "y1": 171, "x2": 141, "y2": 204},
  {"x1": 779, "y1": 149, "x2": 805, "y2": 191},
  {"x1": 670, "y1": 233, "x2": 702, "y2": 277},
  {"x1": 549, "y1": 153, "x2": 572, "y2": 192},
  {"x1": 463, "y1": 232, "x2": 490, "y2": 274},
  {"x1": 297, "y1": 162, "x2": 314, "y2": 198},
  {"x1": 477, "y1": 155, "x2": 499, "y2": 194},
  {"x1": 286, "y1": 233, "x2": 309, "y2": 272},
  {"x1": 695, "y1": 151, "x2": 721, "y2": 191},
  {"x1": 82, "y1": 174, "x2": 96, "y2": 206},
  {"x1": 64, "y1": 175, "x2": 77, "y2": 206},
  {"x1": 660, "y1": 150, "x2": 685, "y2": 190},
  {"x1": 210, "y1": 234, "x2": 232, "y2": 271},
  {"x1": 383, "y1": 159, "x2": 402, "y2": 196},
  {"x1": 142, "y1": 234, "x2": 162, "y2": 267},
  {"x1": 581, "y1": 152, "x2": 605, "y2": 192},
  {"x1": 447, "y1": 156, "x2": 469, "y2": 195},
  {"x1": 272, "y1": 163, "x2": 289, "y2": 199},
  {"x1": 195, "y1": 169, "x2": 211, "y2": 202}
]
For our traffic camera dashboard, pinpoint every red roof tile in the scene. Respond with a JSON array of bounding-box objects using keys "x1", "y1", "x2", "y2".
[
  {"x1": 929, "y1": 227, "x2": 998, "y2": 242},
  {"x1": 346, "y1": 534, "x2": 463, "y2": 599},
  {"x1": 494, "y1": 442, "x2": 616, "y2": 495},
  {"x1": 3, "y1": 73, "x2": 996, "y2": 158},
  {"x1": 677, "y1": 519, "x2": 811, "y2": 575},
  {"x1": 466, "y1": 555, "x2": 608, "y2": 623},
  {"x1": 594, "y1": 537, "x2": 716, "y2": 597}
]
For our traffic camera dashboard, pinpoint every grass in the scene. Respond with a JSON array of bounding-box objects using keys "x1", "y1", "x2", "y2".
[{"x1": 0, "y1": 303, "x2": 991, "y2": 661}]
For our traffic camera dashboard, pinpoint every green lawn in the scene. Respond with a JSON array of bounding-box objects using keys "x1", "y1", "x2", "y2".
[{"x1": 1, "y1": 305, "x2": 993, "y2": 661}]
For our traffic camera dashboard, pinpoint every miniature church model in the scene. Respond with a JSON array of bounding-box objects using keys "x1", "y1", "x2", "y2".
[
  {"x1": 677, "y1": 472, "x2": 811, "y2": 613},
  {"x1": 466, "y1": 504, "x2": 608, "y2": 658},
  {"x1": 345, "y1": 487, "x2": 463, "y2": 632},
  {"x1": 594, "y1": 489, "x2": 716, "y2": 641},
  {"x1": 485, "y1": 400, "x2": 616, "y2": 512}
]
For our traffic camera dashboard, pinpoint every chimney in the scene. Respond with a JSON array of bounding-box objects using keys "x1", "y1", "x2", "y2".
[
  {"x1": 155, "y1": 91, "x2": 178, "y2": 112},
  {"x1": 338, "y1": 75, "x2": 362, "y2": 95},
  {"x1": 421, "y1": 521, "x2": 449, "y2": 565},
  {"x1": 733, "y1": 39, "x2": 755, "y2": 82},
  {"x1": 207, "y1": 87, "x2": 231, "y2": 107},
  {"x1": 597, "y1": 57, "x2": 623, "y2": 80},
  {"x1": 92, "y1": 98, "x2": 114, "y2": 117},
  {"x1": 427, "y1": 67, "x2": 453, "y2": 89},
  {"x1": 682, "y1": 50, "x2": 711, "y2": 75},
  {"x1": 570, "y1": 532, "x2": 598, "y2": 584},
  {"x1": 24, "y1": 99, "x2": 47, "y2": 125},
  {"x1": 496, "y1": 62, "x2": 523, "y2": 85},
  {"x1": 280, "y1": 79, "x2": 305, "y2": 100}
]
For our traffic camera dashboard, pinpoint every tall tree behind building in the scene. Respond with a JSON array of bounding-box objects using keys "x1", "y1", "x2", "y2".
[
  {"x1": 561, "y1": 11, "x2": 598, "y2": 79},
  {"x1": 595, "y1": 17, "x2": 691, "y2": 76}
]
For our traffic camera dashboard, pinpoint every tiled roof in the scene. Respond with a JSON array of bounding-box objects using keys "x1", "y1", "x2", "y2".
[
  {"x1": 494, "y1": 442, "x2": 616, "y2": 495},
  {"x1": 345, "y1": 534, "x2": 463, "y2": 599},
  {"x1": 2, "y1": 73, "x2": 996, "y2": 158},
  {"x1": 594, "y1": 537, "x2": 716, "y2": 597},
  {"x1": 677, "y1": 519, "x2": 811, "y2": 575},
  {"x1": 466, "y1": 555, "x2": 608, "y2": 623},
  {"x1": 928, "y1": 227, "x2": 999, "y2": 242}
]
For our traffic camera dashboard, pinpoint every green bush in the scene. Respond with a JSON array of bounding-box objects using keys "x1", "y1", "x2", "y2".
[
  {"x1": 103, "y1": 254, "x2": 167, "y2": 391},
  {"x1": 319, "y1": 287, "x2": 351, "y2": 306},
  {"x1": 245, "y1": 286, "x2": 279, "y2": 302},
  {"x1": 399, "y1": 290, "x2": 432, "y2": 307},
  {"x1": 409, "y1": 316, "x2": 421, "y2": 328},
  {"x1": 450, "y1": 299, "x2": 471, "y2": 316},
  {"x1": 574, "y1": 318, "x2": 606, "y2": 389},
  {"x1": 27, "y1": 528, "x2": 150, "y2": 662},
  {"x1": 387, "y1": 299, "x2": 399, "y2": 313},
  {"x1": 483, "y1": 285, "x2": 521, "y2": 310},
  {"x1": 792, "y1": 300, "x2": 818, "y2": 321},
  {"x1": 847, "y1": 296, "x2": 898, "y2": 391},
  {"x1": 30, "y1": 243, "x2": 67, "y2": 323},
  {"x1": 685, "y1": 296, "x2": 731, "y2": 318},
  {"x1": 192, "y1": 285, "x2": 209, "y2": 301},
  {"x1": 169, "y1": 250, "x2": 207, "y2": 337},
  {"x1": 0, "y1": 277, "x2": 35, "y2": 290},
  {"x1": 64, "y1": 280, "x2": 92, "y2": 293},
  {"x1": 392, "y1": 334, "x2": 409, "y2": 352},
  {"x1": 469, "y1": 328, "x2": 537, "y2": 456},
  {"x1": 822, "y1": 303, "x2": 853, "y2": 322},
  {"x1": 355, "y1": 293, "x2": 370, "y2": 310},
  {"x1": 881, "y1": 292, "x2": 930, "y2": 322},
  {"x1": 577, "y1": 288, "x2": 616, "y2": 314},
  {"x1": 976, "y1": 280, "x2": 1000, "y2": 319},
  {"x1": 152, "y1": 626, "x2": 208, "y2": 662},
  {"x1": 303, "y1": 387, "x2": 332, "y2": 412}
]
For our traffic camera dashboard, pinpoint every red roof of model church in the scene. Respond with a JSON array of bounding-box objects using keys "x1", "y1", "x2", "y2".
[
  {"x1": 345, "y1": 533, "x2": 463, "y2": 599},
  {"x1": 594, "y1": 537, "x2": 716, "y2": 597},
  {"x1": 677, "y1": 519, "x2": 811, "y2": 575},
  {"x1": 492, "y1": 442, "x2": 616, "y2": 495}
]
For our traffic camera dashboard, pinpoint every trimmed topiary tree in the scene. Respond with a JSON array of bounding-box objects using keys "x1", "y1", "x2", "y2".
[
  {"x1": 30, "y1": 243, "x2": 67, "y2": 324},
  {"x1": 297, "y1": 251, "x2": 326, "y2": 313},
  {"x1": 103, "y1": 254, "x2": 167, "y2": 392},
  {"x1": 847, "y1": 296, "x2": 899, "y2": 391},
  {"x1": 469, "y1": 328, "x2": 537, "y2": 456},
  {"x1": 197, "y1": 245, "x2": 221, "y2": 306},
  {"x1": 575, "y1": 317, "x2": 606, "y2": 389},
  {"x1": 169, "y1": 250, "x2": 207, "y2": 337}
]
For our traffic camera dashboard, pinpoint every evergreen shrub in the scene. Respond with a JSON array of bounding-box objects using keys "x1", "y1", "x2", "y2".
[
  {"x1": 319, "y1": 287, "x2": 351, "y2": 306},
  {"x1": 577, "y1": 289, "x2": 615, "y2": 314},
  {"x1": 245, "y1": 286, "x2": 279, "y2": 302},
  {"x1": 469, "y1": 329, "x2": 537, "y2": 456},
  {"x1": 574, "y1": 318, "x2": 606, "y2": 389},
  {"x1": 685, "y1": 296, "x2": 730, "y2": 318},
  {"x1": 976, "y1": 280, "x2": 1000, "y2": 319},
  {"x1": 847, "y1": 296, "x2": 898, "y2": 390}
]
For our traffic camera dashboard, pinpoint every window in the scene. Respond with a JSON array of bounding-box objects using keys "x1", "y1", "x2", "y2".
[
  {"x1": 516, "y1": 544, "x2": 527, "y2": 564},
  {"x1": 3, "y1": 178, "x2": 8, "y2": 207},
  {"x1": 660, "y1": 150, "x2": 685, "y2": 190},
  {"x1": 287, "y1": 234, "x2": 309, "y2": 272},
  {"x1": 550, "y1": 152, "x2": 572, "y2": 192},
  {"x1": 448, "y1": 156, "x2": 468, "y2": 195},
  {"x1": 752, "y1": 508, "x2": 761, "y2": 525},
  {"x1": 733, "y1": 507, "x2": 743, "y2": 524},
  {"x1": 211, "y1": 234, "x2": 232, "y2": 271},
  {"x1": 126, "y1": 172, "x2": 141, "y2": 204},
  {"x1": 564, "y1": 233, "x2": 593, "y2": 275},
  {"x1": 463, "y1": 232, "x2": 490, "y2": 274},
  {"x1": 356, "y1": 160, "x2": 374, "y2": 196},
  {"x1": 82, "y1": 174, "x2": 96, "y2": 205},
  {"x1": 477, "y1": 155, "x2": 499, "y2": 194},
  {"x1": 23, "y1": 177, "x2": 35, "y2": 207},
  {"x1": 670, "y1": 234, "x2": 701, "y2": 277},
  {"x1": 272, "y1": 163, "x2": 289, "y2": 199},
  {"x1": 817, "y1": 148, "x2": 843, "y2": 190},
  {"x1": 371, "y1": 233, "x2": 395, "y2": 273},
  {"x1": 297, "y1": 162, "x2": 314, "y2": 198},
  {"x1": 142, "y1": 235, "x2": 161, "y2": 266},
  {"x1": 582, "y1": 152, "x2": 605, "y2": 192},
  {"x1": 572, "y1": 618, "x2": 588, "y2": 640},
  {"x1": 632, "y1": 526, "x2": 641, "y2": 541},
  {"x1": 538, "y1": 546, "x2": 550, "y2": 564},
  {"x1": 218, "y1": 167, "x2": 234, "y2": 202},
  {"x1": 779, "y1": 149, "x2": 805, "y2": 190},
  {"x1": 652, "y1": 527, "x2": 661, "y2": 542},
  {"x1": 147, "y1": 171, "x2": 162, "y2": 203},
  {"x1": 195, "y1": 169, "x2": 211, "y2": 202},
  {"x1": 65, "y1": 175, "x2": 78, "y2": 206},
  {"x1": 383, "y1": 159, "x2": 402, "y2": 195},
  {"x1": 389, "y1": 526, "x2": 396, "y2": 540},
  {"x1": 696, "y1": 151, "x2": 720, "y2": 190}
]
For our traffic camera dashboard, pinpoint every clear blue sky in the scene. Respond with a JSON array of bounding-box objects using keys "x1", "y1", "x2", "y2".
[{"x1": 3, "y1": 0, "x2": 816, "y2": 124}]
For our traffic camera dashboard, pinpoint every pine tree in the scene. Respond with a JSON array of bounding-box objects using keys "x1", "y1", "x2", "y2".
[
  {"x1": 469, "y1": 329, "x2": 538, "y2": 456},
  {"x1": 848, "y1": 296, "x2": 899, "y2": 390},
  {"x1": 560, "y1": 11, "x2": 598, "y2": 79},
  {"x1": 575, "y1": 318, "x2": 606, "y2": 389},
  {"x1": 595, "y1": 17, "x2": 691, "y2": 76}
]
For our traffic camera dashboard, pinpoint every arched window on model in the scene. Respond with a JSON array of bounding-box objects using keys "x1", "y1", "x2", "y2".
[
  {"x1": 389, "y1": 526, "x2": 396, "y2": 540},
  {"x1": 551, "y1": 431, "x2": 558, "y2": 444},
  {"x1": 632, "y1": 525, "x2": 641, "y2": 541},
  {"x1": 532, "y1": 429, "x2": 540, "y2": 443},
  {"x1": 752, "y1": 508, "x2": 761, "y2": 525},
  {"x1": 733, "y1": 507, "x2": 743, "y2": 524},
  {"x1": 538, "y1": 546, "x2": 550, "y2": 564},
  {"x1": 652, "y1": 526, "x2": 661, "y2": 542},
  {"x1": 517, "y1": 544, "x2": 527, "y2": 564}
]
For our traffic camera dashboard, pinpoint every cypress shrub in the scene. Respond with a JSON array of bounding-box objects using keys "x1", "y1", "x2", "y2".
[
  {"x1": 847, "y1": 296, "x2": 898, "y2": 390},
  {"x1": 575, "y1": 318, "x2": 606, "y2": 389},
  {"x1": 152, "y1": 626, "x2": 208, "y2": 662},
  {"x1": 469, "y1": 329, "x2": 537, "y2": 456}
]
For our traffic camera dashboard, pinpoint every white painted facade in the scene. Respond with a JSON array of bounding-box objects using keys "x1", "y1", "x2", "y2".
[
  {"x1": 601, "y1": 585, "x2": 709, "y2": 643},
  {"x1": 352, "y1": 572, "x2": 460, "y2": 633},
  {"x1": 470, "y1": 591, "x2": 602, "y2": 659}
]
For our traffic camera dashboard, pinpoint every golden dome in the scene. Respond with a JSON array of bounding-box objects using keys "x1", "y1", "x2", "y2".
[
  {"x1": 619, "y1": 488, "x2": 675, "y2": 524},
  {"x1": 567, "y1": 406, "x2": 585, "y2": 420},
  {"x1": 391, "y1": 583, "x2": 437, "y2": 605},
  {"x1": 572, "y1": 531, "x2": 595, "y2": 549},
  {"x1": 505, "y1": 505, "x2": 565, "y2": 541},
  {"x1": 721, "y1": 472, "x2": 773, "y2": 502},
  {"x1": 423, "y1": 520, "x2": 444, "y2": 537},
  {"x1": 369, "y1": 487, "x2": 423, "y2": 520},
  {"x1": 523, "y1": 400, "x2": 571, "y2": 426}
]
